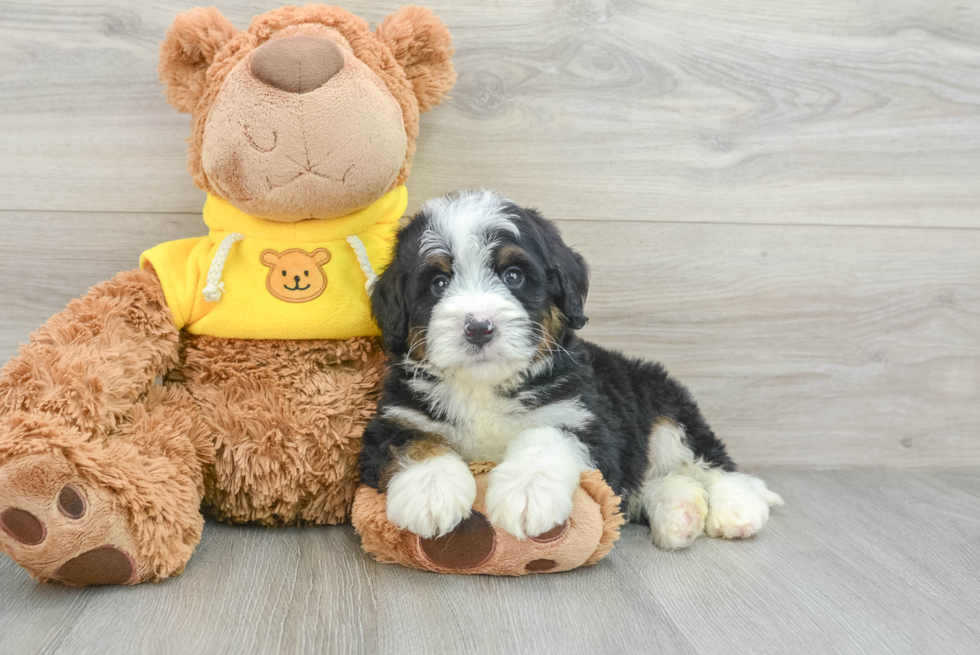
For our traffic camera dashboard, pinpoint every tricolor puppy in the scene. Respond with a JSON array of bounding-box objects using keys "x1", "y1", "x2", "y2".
[{"x1": 360, "y1": 190, "x2": 783, "y2": 549}]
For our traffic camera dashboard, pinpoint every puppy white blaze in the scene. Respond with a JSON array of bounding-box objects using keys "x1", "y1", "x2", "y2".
[
  {"x1": 385, "y1": 452, "x2": 477, "y2": 538},
  {"x1": 484, "y1": 426, "x2": 592, "y2": 539},
  {"x1": 418, "y1": 190, "x2": 536, "y2": 384},
  {"x1": 419, "y1": 189, "x2": 519, "y2": 260}
]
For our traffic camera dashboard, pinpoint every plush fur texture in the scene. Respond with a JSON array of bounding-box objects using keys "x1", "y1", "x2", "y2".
[
  {"x1": 159, "y1": 4, "x2": 455, "y2": 218},
  {"x1": 0, "y1": 5, "x2": 454, "y2": 586},
  {"x1": 171, "y1": 334, "x2": 387, "y2": 527},
  {"x1": 358, "y1": 190, "x2": 783, "y2": 554}
]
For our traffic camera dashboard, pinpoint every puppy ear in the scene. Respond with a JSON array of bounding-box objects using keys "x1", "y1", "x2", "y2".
[
  {"x1": 158, "y1": 7, "x2": 238, "y2": 113},
  {"x1": 376, "y1": 6, "x2": 456, "y2": 112},
  {"x1": 553, "y1": 245, "x2": 590, "y2": 330},
  {"x1": 371, "y1": 257, "x2": 410, "y2": 354}
]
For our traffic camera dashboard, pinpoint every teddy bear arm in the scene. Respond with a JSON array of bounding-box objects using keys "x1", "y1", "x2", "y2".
[{"x1": 0, "y1": 267, "x2": 181, "y2": 438}]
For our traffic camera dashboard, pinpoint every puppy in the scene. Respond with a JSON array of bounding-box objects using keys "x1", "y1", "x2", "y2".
[{"x1": 359, "y1": 190, "x2": 783, "y2": 549}]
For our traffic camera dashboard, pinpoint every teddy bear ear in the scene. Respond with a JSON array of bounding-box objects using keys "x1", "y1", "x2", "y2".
[
  {"x1": 158, "y1": 7, "x2": 238, "y2": 113},
  {"x1": 260, "y1": 250, "x2": 280, "y2": 268},
  {"x1": 376, "y1": 6, "x2": 456, "y2": 113}
]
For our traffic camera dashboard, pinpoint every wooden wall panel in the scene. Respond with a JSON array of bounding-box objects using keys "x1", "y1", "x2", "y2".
[
  {"x1": 1, "y1": 211, "x2": 976, "y2": 467},
  {"x1": 0, "y1": 1, "x2": 978, "y2": 227}
]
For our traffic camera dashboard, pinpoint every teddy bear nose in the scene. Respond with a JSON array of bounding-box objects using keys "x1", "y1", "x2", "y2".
[{"x1": 250, "y1": 35, "x2": 345, "y2": 94}]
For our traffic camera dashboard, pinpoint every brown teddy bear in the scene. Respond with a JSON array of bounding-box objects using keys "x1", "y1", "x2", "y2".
[{"x1": 0, "y1": 4, "x2": 456, "y2": 586}]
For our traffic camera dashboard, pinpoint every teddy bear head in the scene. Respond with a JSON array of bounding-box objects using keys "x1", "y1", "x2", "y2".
[{"x1": 159, "y1": 4, "x2": 455, "y2": 222}]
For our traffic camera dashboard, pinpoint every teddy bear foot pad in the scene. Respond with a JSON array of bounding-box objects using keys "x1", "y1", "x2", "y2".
[
  {"x1": 418, "y1": 511, "x2": 571, "y2": 572},
  {"x1": 0, "y1": 453, "x2": 140, "y2": 586}
]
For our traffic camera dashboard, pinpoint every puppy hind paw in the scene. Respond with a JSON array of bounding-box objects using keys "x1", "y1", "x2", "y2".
[
  {"x1": 705, "y1": 505, "x2": 768, "y2": 539},
  {"x1": 638, "y1": 472, "x2": 708, "y2": 550},
  {"x1": 703, "y1": 472, "x2": 778, "y2": 540},
  {"x1": 651, "y1": 496, "x2": 707, "y2": 550}
]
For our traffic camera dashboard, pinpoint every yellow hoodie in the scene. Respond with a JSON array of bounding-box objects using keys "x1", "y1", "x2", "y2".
[{"x1": 139, "y1": 186, "x2": 406, "y2": 340}]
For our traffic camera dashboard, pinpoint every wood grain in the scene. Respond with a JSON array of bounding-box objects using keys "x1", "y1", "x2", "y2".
[
  {"x1": 1, "y1": 1, "x2": 979, "y2": 226},
  {"x1": 1, "y1": 468, "x2": 978, "y2": 654},
  {"x1": 2, "y1": 210, "x2": 976, "y2": 468}
]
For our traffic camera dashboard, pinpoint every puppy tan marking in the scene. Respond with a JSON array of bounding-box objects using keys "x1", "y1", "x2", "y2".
[
  {"x1": 424, "y1": 254, "x2": 452, "y2": 274},
  {"x1": 495, "y1": 244, "x2": 526, "y2": 268},
  {"x1": 535, "y1": 305, "x2": 566, "y2": 361},
  {"x1": 407, "y1": 326, "x2": 428, "y2": 361},
  {"x1": 379, "y1": 432, "x2": 451, "y2": 492}
]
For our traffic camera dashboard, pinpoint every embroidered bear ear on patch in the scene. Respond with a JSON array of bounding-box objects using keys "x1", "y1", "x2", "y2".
[{"x1": 260, "y1": 248, "x2": 331, "y2": 303}]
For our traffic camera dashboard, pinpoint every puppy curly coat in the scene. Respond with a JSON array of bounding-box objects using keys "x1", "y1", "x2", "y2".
[{"x1": 360, "y1": 190, "x2": 783, "y2": 548}]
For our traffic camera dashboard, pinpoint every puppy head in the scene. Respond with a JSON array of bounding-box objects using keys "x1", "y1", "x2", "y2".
[{"x1": 372, "y1": 190, "x2": 589, "y2": 384}]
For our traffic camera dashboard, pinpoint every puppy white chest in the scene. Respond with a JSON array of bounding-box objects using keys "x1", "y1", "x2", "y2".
[
  {"x1": 437, "y1": 385, "x2": 525, "y2": 462},
  {"x1": 393, "y1": 378, "x2": 594, "y2": 463}
]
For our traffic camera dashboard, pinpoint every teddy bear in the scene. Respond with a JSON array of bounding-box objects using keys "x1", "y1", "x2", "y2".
[{"x1": 0, "y1": 4, "x2": 457, "y2": 586}]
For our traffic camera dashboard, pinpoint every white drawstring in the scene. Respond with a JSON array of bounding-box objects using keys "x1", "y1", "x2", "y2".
[
  {"x1": 346, "y1": 235, "x2": 378, "y2": 293},
  {"x1": 202, "y1": 232, "x2": 244, "y2": 302}
]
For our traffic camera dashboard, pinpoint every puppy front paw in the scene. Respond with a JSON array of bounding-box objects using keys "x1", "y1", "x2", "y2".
[
  {"x1": 485, "y1": 461, "x2": 577, "y2": 540},
  {"x1": 385, "y1": 453, "x2": 477, "y2": 538}
]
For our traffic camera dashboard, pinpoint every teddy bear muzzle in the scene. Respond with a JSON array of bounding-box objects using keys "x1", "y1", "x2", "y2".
[{"x1": 250, "y1": 35, "x2": 345, "y2": 94}]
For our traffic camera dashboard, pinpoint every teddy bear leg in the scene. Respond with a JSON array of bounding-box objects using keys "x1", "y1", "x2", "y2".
[{"x1": 0, "y1": 385, "x2": 212, "y2": 585}]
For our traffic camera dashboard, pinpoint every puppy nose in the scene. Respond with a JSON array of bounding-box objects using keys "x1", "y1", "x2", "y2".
[
  {"x1": 294, "y1": 275, "x2": 301, "y2": 283},
  {"x1": 250, "y1": 35, "x2": 345, "y2": 94},
  {"x1": 464, "y1": 317, "x2": 494, "y2": 346}
]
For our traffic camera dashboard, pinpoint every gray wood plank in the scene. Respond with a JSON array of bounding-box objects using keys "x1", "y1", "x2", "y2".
[
  {"x1": 2, "y1": 210, "x2": 977, "y2": 468},
  {"x1": 1, "y1": 468, "x2": 979, "y2": 654},
  {"x1": 615, "y1": 468, "x2": 980, "y2": 655},
  {"x1": 1, "y1": 1, "x2": 979, "y2": 227}
]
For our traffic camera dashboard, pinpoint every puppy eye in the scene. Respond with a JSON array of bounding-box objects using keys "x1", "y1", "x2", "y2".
[
  {"x1": 501, "y1": 266, "x2": 525, "y2": 288},
  {"x1": 430, "y1": 274, "x2": 450, "y2": 296},
  {"x1": 304, "y1": 270, "x2": 309, "y2": 277},
  {"x1": 282, "y1": 271, "x2": 287, "y2": 276}
]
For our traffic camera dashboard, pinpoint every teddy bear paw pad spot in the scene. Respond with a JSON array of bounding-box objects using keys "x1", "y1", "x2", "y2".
[
  {"x1": 529, "y1": 520, "x2": 569, "y2": 543},
  {"x1": 525, "y1": 559, "x2": 557, "y2": 572},
  {"x1": 57, "y1": 485, "x2": 86, "y2": 519},
  {"x1": 0, "y1": 508, "x2": 46, "y2": 545},
  {"x1": 419, "y1": 511, "x2": 495, "y2": 569},
  {"x1": 55, "y1": 546, "x2": 135, "y2": 586}
]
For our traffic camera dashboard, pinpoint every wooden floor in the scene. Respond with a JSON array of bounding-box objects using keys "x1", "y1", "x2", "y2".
[
  {"x1": 1, "y1": 1, "x2": 979, "y2": 653},
  {"x1": 0, "y1": 468, "x2": 977, "y2": 654}
]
